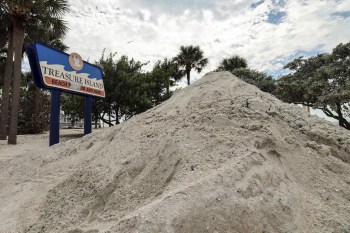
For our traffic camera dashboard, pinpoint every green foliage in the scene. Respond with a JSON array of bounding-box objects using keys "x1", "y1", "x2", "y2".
[
  {"x1": 151, "y1": 58, "x2": 183, "y2": 99},
  {"x1": 93, "y1": 52, "x2": 175, "y2": 127},
  {"x1": 17, "y1": 73, "x2": 50, "y2": 134},
  {"x1": 217, "y1": 55, "x2": 248, "y2": 72},
  {"x1": 18, "y1": 89, "x2": 50, "y2": 134},
  {"x1": 217, "y1": 54, "x2": 275, "y2": 94},
  {"x1": 94, "y1": 53, "x2": 147, "y2": 125},
  {"x1": 275, "y1": 42, "x2": 350, "y2": 130},
  {"x1": 231, "y1": 68, "x2": 276, "y2": 93},
  {"x1": 173, "y1": 45, "x2": 208, "y2": 85},
  {"x1": 2, "y1": 0, "x2": 69, "y2": 46},
  {"x1": 120, "y1": 72, "x2": 153, "y2": 119},
  {"x1": 274, "y1": 54, "x2": 329, "y2": 105},
  {"x1": 61, "y1": 93, "x2": 84, "y2": 127}
]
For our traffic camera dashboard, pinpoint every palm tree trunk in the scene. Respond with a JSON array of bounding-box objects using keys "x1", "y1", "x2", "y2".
[
  {"x1": 8, "y1": 18, "x2": 25, "y2": 144},
  {"x1": 0, "y1": 27, "x2": 14, "y2": 140},
  {"x1": 186, "y1": 69, "x2": 190, "y2": 85}
]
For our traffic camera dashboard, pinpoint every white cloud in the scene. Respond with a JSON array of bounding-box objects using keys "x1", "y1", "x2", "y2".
[{"x1": 62, "y1": 0, "x2": 350, "y2": 83}]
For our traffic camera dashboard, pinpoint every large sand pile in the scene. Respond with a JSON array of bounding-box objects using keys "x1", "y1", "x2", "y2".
[{"x1": 1, "y1": 71, "x2": 350, "y2": 233}]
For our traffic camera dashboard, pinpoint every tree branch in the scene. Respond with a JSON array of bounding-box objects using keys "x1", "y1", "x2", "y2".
[{"x1": 319, "y1": 105, "x2": 350, "y2": 130}]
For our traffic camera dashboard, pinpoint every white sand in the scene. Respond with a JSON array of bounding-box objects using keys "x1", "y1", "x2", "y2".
[{"x1": 1, "y1": 72, "x2": 350, "y2": 233}]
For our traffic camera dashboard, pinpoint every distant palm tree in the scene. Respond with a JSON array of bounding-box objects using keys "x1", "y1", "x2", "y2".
[
  {"x1": 173, "y1": 45, "x2": 208, "y2": 85},
  {"x1": 217, "y1": 55, "x2": 248, "y2": 72},
  {"x1": 0, "y1": 0, "x2": 69, "y2": 144}
]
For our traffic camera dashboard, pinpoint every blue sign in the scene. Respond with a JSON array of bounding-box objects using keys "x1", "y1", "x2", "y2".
[
  {"x1": 26, "y1": 42, "x2": 103, "y2": 146},
  {"x1": 26, "y1": 42, "x2": 105, "y2": 97}
]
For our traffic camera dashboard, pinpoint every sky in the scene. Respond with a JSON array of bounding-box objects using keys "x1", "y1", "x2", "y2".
[{"x1": 57, "y1": 0, "x2": 350, "y2": 86}]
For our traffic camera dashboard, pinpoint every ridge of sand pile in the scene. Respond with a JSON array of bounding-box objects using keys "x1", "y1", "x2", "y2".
[{"x1": 1, "y1": 72, "x2": 350, "y2": 233}]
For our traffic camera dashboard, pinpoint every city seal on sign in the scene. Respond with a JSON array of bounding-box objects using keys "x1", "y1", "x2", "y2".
[{"x1": 69, "y1": 52, "x2": 83, "y2": 71}]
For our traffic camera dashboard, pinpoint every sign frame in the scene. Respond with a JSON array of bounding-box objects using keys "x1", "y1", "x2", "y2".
[
  {"x1": 26, "y1": 42, "x2": 104, "y2": 146},
  {"x1": 26, "y1": 42, "x2": 105, "y2": 98}
]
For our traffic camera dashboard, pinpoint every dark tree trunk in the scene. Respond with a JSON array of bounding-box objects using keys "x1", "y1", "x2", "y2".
[
  {"x1": 186, "y1": 69, "x2": 190, "y2": 85},
  {"x1": 8, "y1": 18, "x2": 25, "y2": 144},
  {"x1": 94, "y1": 117, "x2": 98, "y2": 129},
  {"x1": 336, "y1": 103, "x2": 350, "y2": 130},
  {"x1": 99, "y1": 117, "x2": 114, "y2": 127},
  {"x1": 321, "y1": 105, "x2": 350, "y2": 130},
  {"x1": 0, "y1": 27, "x2": 14, "y2": 140}
]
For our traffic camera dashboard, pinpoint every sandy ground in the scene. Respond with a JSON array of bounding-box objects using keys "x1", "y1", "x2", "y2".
[
  {"x1": 0, "y1": 128, "x2": 85, "y2": 148},
  {"x1": 1, "y1": 72, "x2": 350, "y2": 233},
  {"x1": 0, "y1": 129, "x2": 87, "y2": 230}
]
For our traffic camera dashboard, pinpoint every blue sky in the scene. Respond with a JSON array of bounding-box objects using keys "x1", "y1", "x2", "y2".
[{"x1": 60, "y1": 0, "x2": 350, "y2": 86}]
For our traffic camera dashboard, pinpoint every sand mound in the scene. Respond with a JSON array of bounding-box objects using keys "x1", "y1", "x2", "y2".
[{"x1": 1, "y1": 71, "x2": 350, "y2": 232}]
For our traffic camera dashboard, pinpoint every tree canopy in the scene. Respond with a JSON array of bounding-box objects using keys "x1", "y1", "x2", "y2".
[
  {"x1": 217, "y1": 55, "x2": 248, "y2": 72},
  {"x1": 231, "y1": 68, "x2": 276, "y2": 93},
  {"x1": 275, "y1": 42, "x2": 350, "y2": 130},
  {"x1": 88, "y1": 52, "x2": 180, "y2": 127},
  {"x1": 216, "y1": 55, "x2": 275, "y2": 94},
  {"x1": 152, "y1": 58, "x2": 183, "y2": 98},
  {"x1": 17, "y1": 72, "x2": 50, "y2": 134},
  {"x1": 61, "y1": 93, "x2": 84, "y2": 127}
]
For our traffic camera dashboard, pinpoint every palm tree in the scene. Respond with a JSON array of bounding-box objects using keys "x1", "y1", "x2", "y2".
[
  {"x1": 1, "y1": 0, "x2": 69, "y2": 144},
  {"x1": 173, "y1": 45, "x2": 208, "y2": 85},
  {"x1": 25, "y1": 13, "x2": 69, "y2": 51},
  {"x1": 217, "y1": 55, "x2": 248, "y2": 72}
]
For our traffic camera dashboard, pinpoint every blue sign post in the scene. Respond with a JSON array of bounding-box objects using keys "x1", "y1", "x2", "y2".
[
  {"x1": 84, "y1": 96, "x2": 93, "y2": 135},
  {"x1": 50, "y1": 90, "x2": 61, "y2": 146},
  {"x1": 26, "y1": 42, "x2": 105, "y2": 146}
]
